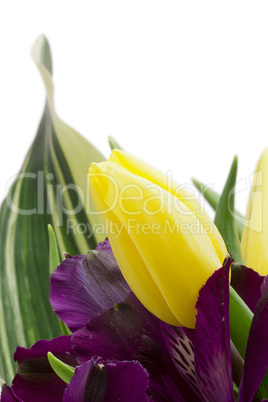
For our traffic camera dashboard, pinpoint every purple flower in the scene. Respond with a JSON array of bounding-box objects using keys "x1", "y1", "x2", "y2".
[
  {"x1": 1, "y1": 336, "x2": 77, "y2": 402},
  {"x1": 3, "y1": 239, "x2": 268, "y2": 401},
  {"x1": 62, "y1": 358, "x2": 152, "y2": 402},
  {"x1": 0, "y1": 384, "x2": 23, "y2": 402},
  {"x1": 49, "y1": 240, "x2": 130, "y2": 332}
]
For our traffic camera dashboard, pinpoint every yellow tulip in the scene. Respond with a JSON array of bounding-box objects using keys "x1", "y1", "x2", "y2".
[
  {"x1": 241, "y1": 149, "x2": 268, "y2": 276},
  {"x1": 88, "y1": 150, "x2": 227, "y2": 328},
  {"x1": 110, "y1": 150, "x2": 227, "y2": 263}
]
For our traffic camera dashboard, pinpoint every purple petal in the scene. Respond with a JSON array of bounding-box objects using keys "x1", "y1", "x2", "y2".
[
  {"x1": 231, "y1": 263, "x2": 264, "y2": 312},
  {"x1": 261, "y1": 275, "x2": 268, "y2": 295},
  {"x1": 72, "y1": 292, "x2": 200, "y2": 401},
  {"x1": 11, "y1": 336, "x2": 76, "y2": 402},
  {"x1": 0, "y1": 384, "x2": 23, "y2": 402},
  {"x1": 72, "y1": 292, "x2": 158, "y2": 364},
  {"x1": 96, "y1": 237, "x2": 113, "y2": 253},
  {"x1": 239, "y1": 287, "x2": 268, "y2": 402},
  {"x1": 195, "y1": 258, "x2": 234, "y2": 401},
  {"x1": 63, "y1": 358, "x2": 150, "y2": 402},
  {"x1": 161, "y1": 324, "x2": 199, "y2": 394},
  {"x1": 50, "y1": 249, "x2": 130, "y2": 331}
]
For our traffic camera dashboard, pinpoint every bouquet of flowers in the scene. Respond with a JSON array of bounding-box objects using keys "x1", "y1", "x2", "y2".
[{"x1": 1, "y1": 35, "x2": 268, "y2": 402}]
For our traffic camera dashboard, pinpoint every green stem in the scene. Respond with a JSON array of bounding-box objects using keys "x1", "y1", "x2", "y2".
[
  {"x1": 230, "y1": 340, "x2": 244, "y2": 388},
  {"x1": 229, "y1": 285, "x2": 253, "y2": 361},
  {"x1": 229, "y1": 286, "x2": 253, "y2": 321},
  {"x1": 229, "y1": 286, "x2": 267, "y2": 400}
]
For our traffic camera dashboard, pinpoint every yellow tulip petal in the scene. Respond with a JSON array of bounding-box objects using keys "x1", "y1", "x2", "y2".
[
  {"x1": 110, "y1": 149, "x2": 227, "y2": 263},
  {"x1": 89, "y1": 162, "x2": 179, "y2": 325},
  {"x1": 89, "y1": 161, "x2": 222, "y2": 328},
  {"x1": 241, "y1": 148, "x2": 268, "y2": 276}
]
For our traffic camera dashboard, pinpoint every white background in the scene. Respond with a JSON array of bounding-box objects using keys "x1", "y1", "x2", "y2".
[{"x1": 1, "y1": 1, "x2": 268, "y2": 215}]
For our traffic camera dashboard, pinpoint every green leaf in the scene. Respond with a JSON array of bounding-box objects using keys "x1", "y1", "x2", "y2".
[
  {"x1": 259, "y1": 373, "x2": 268, "y2": 400},
  {"x1": 214, "y1": 156, "x2": 244, "y2": 264},
  {"x1": 47, "y1": 352, "x2": 75, "y2": 383},
  {"x1": 48, "y1": 224, "x2": 61, "y2": 274},
  {"x1": 229, "y1": 287, "x2": 268, "y2": 399},
  {"x1": 211, "y1": 156, "x2": 252, "y2": 362},
  {"x1": 233, "y1": 382, "x2": 239, "y2": 401},
  {"x1": 31, "y1": 35, "x2": 105, "y2": 249},
  {"x1": 229, "y1": 285, "x2": 253, "y2": 359},
  {"x1": 48, "y1": 225, "x2": 71, "y2": 336},
  {"x1": 58, "y1": 320, "x2": 71, "y2": 337},
  {"x1": 192, "y1": 177, "x2": 244, "y2": 239},
  {"x1": 108, "y1": 136, "x2": 123, "y2": 151},
  {"x1": 0, "y1": 35, "x2": 105, "y2": 383}
]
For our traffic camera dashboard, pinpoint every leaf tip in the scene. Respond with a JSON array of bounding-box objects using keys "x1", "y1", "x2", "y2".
[
  {"x1": 47, "y1": 351, "x2": 75, "y2": 383},
  {"x1": 108, "y1": 136, "x2": 123, "y2": 151},
  {"x1": 191, "y1": 177, "x2": 199, "y2": 185},
  {"x1": 31, "y1": 34, "x2": 53, "y2": 75},
  {"x1": 47, "y1": 351, "x2": 53, "y2": 362},
  {"x1": 232, "y1": 155, "x2": 238, "y2": 170},
  {"x1": 191, "y1": 177, "x2": 203, "y2": 192}
]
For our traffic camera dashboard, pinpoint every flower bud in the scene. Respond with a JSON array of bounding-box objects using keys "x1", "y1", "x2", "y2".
[
  {"x1": 241, "y1": 149, "x2": 268, "y2": 276},
  {"x1": 88, "y1": 151, "x2": 227, "y2": 328}
]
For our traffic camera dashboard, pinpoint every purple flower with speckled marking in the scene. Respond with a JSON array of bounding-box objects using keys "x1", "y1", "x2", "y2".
[{"x1": 2, "y1": 240, "x2": 268, "y2": 401}]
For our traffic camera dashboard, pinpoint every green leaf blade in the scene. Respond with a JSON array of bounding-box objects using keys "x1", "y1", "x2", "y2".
[
  {"x1": 229, "y1": 286, "x2": 253, "y2": 359},
  {"x1": 0, "y1": 35, "x2": 105, "y2": 383},
  {"x1": 214, "y1": 157, "x2": 244, "y2": 263},
  {"x1": 192, "y1": 177, "x2": 244, "y2": 239},
  {"x1": 48, "y1": 224, "x2": 71, "y2": 336},
  {"x1": 32, "y1": 35, "x2": 105, "y2": 246}
]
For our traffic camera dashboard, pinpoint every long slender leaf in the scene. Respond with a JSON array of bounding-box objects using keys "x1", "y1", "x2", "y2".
[
  {"x1": 31, "y1": 35, "x2": 105, "y2": 250},
  {"x1": 48, "y1": 224, "x2": 71, "y2": 336},
  {"x1": 0, "y1": 35, "x2": 105, "y2": 383},
  {"x1": 192, "y1": 177, "x2": 244, "y2": 239},
  {"x1": 214, "y1": 156, "x2": 244, "y2": 263},
  {"x1": 229, "y1": 286, "x2": 253, "y2": 359},
  {"x1": 212, "y1": 157, "x2": 251, "y2": 369}
]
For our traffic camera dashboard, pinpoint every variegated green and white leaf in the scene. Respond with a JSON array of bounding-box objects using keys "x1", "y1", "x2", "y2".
[{"x1": 0, "y1": 35, "x2": 105, "y2": 383}]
